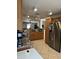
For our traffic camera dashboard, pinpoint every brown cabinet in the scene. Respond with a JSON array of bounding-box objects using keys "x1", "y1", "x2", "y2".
[
  {"x1": 45, "y1": 17, "x2": 52, "y2": 44},
  {"x1": 30, "y1": 32, "x2": 44, "y2": 41},
  {"x1": 17, "y1": 0, "x2": 23, "y2": 30},
  {"x1": 45, "y1": 17, "x2": 61, "y2": 52}
]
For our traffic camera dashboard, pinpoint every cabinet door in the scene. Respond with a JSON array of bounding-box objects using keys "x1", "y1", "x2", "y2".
[
  {"x1": 55, "y1": 25, "x2": 61, "y2": 52},
  {"x1": 17, "y1": 0, "x2": 23, "y2": 30},
  {"x1": 45, "y1": 17, "x2": 52, "y2": 44}
]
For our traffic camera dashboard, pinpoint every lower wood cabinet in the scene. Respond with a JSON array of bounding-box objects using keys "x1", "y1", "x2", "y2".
[{"x1": 30, "y1": 32, "x2": 44, "y2": 41}]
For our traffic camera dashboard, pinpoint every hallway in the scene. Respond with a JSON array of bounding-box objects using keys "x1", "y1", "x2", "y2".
[{"x1": 31, "y1": 40, "x2": 61, "y2": 59}]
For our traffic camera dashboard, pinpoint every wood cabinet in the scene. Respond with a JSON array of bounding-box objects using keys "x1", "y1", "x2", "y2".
[
  {"x1": 30, "y1": 32, "x2": 44, "y2": 41},
  {"x1": 17, "y1": 0, "x2": 23, "y2": 30},
  {"x1": 45, "y1": 17, "x2": 52, "y2": 44},
  {"x1": 45, "y1": 17, "x2": 61, "y2": 52}
]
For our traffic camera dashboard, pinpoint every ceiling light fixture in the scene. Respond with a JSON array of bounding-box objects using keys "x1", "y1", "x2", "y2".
[
  {"x1": 33, "y1": 0, "x2": 39, "y2": 12},
  {"x1": 48, "y1": 9, "x2": 52, "y2": 15},
  {"x1": 49, "y1": 12, "x2": 52, "y2": 15},
  {"x1": 34, "y1": 8, "x2": 38, "y2": 12},
  {"x1": 27, "y1": 16, "x2": 29, "y2": 18}
]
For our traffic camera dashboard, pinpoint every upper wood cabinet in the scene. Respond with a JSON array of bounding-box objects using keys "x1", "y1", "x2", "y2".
[{"x1": 17, "y1": 0, "x2": 23, "y2": 30}]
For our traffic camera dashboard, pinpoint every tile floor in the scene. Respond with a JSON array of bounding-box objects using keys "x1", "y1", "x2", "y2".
[{"x1": 31, "y1": 39, "x2": 61, "y2": 59}]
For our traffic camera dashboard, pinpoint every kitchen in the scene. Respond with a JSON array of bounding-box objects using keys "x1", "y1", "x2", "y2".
[{"x1": 17, "y1": 0, "x2": 61, "y2": 59}]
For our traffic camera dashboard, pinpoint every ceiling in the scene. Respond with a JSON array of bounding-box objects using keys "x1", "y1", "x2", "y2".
[{"x1": 23, "y1": 0, "x2": 61, "y2": 18}]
